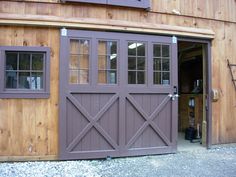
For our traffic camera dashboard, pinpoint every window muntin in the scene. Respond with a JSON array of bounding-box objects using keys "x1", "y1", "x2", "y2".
[
  {"x1": 153, "y1": 44, "x2": 170, "y2": 85},
  {"x1": 98, "y1": 41, "x2": 117, "y2": 84},
  {"x1": 128, "y1": 42, "x2": 146, "y2": 84},
  {"x1": 5, "y1": 52, "x2": 45, "y2": 90},
  {"x1": 69, "y1": 39, "x2": 89, "y2": 84}
]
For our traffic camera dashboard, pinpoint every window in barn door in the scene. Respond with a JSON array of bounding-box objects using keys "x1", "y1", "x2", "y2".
[
  {"x1": 153, "y1": 44, "x2": 171, "y2": 85},
  {"x1": 98, "y1": 41, "x2": 117, "y2": 84},
  {"x1": 69, "y1": 39, "x2": 90, "y2": 84},
  {"x1": 128, "y1": 42, "x2": 146, "y2": 84}
]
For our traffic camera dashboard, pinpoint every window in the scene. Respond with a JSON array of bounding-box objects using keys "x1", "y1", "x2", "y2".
[
  {"x1": 62, "y1": 0, "x2": 150, "y2": 9},
  {"x1": 153, "y1": 44, "x2": 170, "y2": 85},
  {"x1": 98, "y1": 41, "x2": 117, "y2": 84},
  {"x1": 0, "y1": 46, "x2": 50, "y2": 98},
  {"x1": 107, "y1": 0, "x2": 150, "y2": 9},
  {"x1": 69, "y1": 39, "x2": 89, "y2": 84},
  {"x1": 128, "y1": 42, "x2": 146, "y2": 84}
]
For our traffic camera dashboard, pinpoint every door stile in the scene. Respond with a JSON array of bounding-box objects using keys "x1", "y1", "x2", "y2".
[
  {"x1": 119, "y1": 38, "x2": 126, "y2": 154},
  {"x1": 171, "y1": 40, "x2": 178, "y2": 149},
  {"x1": 59, "y1": 34, "x2": 70, "y2": 159}
]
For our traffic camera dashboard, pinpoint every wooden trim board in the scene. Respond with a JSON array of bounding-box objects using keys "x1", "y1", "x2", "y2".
[
  {"x1": 0, "y1": 13, "x2": 215, "y2": 39},
  {"x1": 0, "y1": 155, "x2": 58, "y2": 162}
]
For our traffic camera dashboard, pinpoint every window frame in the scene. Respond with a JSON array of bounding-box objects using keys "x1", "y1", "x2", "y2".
[
  {"x1": 97, "y1": 40, "x2": 118, "y2": 85},
  {"x1": 69, "y1": 38, "x2": 90, "y2": 85},
  {"x1": 152, "y1": 43, "x2": 171, "y2": 85},
  {"x1": 127, "y1": 41, "x2": 147, "y2": 85},
  {"x1": 62, "y1": 0, "x2": 150, "y2": 9},
  {"x1": 0, "y1": 46, "x2": 50, "y2": 99}
]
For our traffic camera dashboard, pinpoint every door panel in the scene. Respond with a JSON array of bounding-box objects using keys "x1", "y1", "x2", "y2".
[{"x1": 59, "y1": 30, "x2": 178, "y2": 160}]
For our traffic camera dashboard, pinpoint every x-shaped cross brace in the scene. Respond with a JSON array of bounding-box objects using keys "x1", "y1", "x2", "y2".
[
  {"x1": 125, "y1": 94, "x2": 172, "y2": 148},
  {"x1": 66, "y1": 93, "x2": 119, "y2": 152}
]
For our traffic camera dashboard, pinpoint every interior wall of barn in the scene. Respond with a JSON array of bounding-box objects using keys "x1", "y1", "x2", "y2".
[{"x1": 0, "y1": 0, "x2": 235, "y2": 159}]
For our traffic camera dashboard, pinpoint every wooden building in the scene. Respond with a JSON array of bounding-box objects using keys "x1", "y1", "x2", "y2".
[{"x1": 0, "y1": 0, "x2": 235, "y2": 161}]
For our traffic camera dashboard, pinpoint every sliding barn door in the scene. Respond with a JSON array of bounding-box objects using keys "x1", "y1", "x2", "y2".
[{"x1": 59, "y1": 30, "x2": 178, "y2": 160}]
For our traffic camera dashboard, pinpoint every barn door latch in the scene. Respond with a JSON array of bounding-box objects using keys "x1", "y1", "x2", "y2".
[{"x1": 169, "y1": 86, "x2": 179, "y2": 101}]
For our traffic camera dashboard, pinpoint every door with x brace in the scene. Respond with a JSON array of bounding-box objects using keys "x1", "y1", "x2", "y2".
[{"x1": 59, "y1": 30, "x2": 178, "y2": 160}]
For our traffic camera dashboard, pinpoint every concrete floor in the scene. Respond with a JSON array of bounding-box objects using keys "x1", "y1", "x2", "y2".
[{"x1": 177, "y1": 132, "x2": 206, "y2": 152}]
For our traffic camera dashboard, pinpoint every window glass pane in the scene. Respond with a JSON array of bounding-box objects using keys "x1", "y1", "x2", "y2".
[
  {"x1": 31, "y1": 72, "x2": 43, "y2": 90},
  {"x1": 162, "y1": 45, "x2": 170, "y2": 57},
  {"x1": 128, "y1": 42, "x2": 136, "y2": 56},
  {"x1": 110, "y1": 56, "x2": 117, "y2": 69},
  {"x1": 98, "y1": 55, "x2": 107, "y2": 70},
  {"x1": 19, "y1": 72, "x2": 30, "y2": 89},
  {"x1": 153, "y1": 58, "x2": 161, "y2": 71},
  {"x1": 162, "y1": 59, "x2": 170, "y2": 71},
  {"x1": 98, "y1": 70, "x2": 106, "y2": 84},
  {"x1": 80, "y1": 55, "x2": 89, "y2": 69},
  {"x1": 69, "y1": 70, "x2": 79, "y2": 84},
  {"x1": 137, "y1": 71, "x2": 145, "y2": 84},
  {"x1": 153, "y1": 44, "x2": 161, "y2": 57},
  {"x1": 79, "y1": 40, "x2": 89, "y2": 54},
  {"x1": 153, "y1": 72, "x2": 161, "y2": 85},
  {"x1": 128, "y1": 57, "x2": 136, "y2": 70},
  {"x1": 98, "y1": 70, "x2": 117, "y2": 84},
  {"x1": 98, "y1": 41, "x2": 107, "y2": 55},
  {"x1": 79, "y1": 70, "x2": 89, "y2": 84},
  {"x1": 5, "y1": 71, "x2": 17, "y2": 88},
  {"x1": 109, "y1": 70, "x2": 117, "y2": 84},
  {"x1": 137, "y1": 43, "x2": 145, "y2": 56},
  {"x1": 6, "y1": 52, "x2": 17, "y2": 70},
  {"x1": 162, "y1": 72, "x2": 170, "y2": 85},
  {"x1": 70, "y1": 40, "x2": 80, "y2": 54},
  {"x1": 19, "y1": 53, "x2": 30, "y2": 70},
  {"x1": 128, "y1": 71, "x2": 136, "y2": 84},
  {"x1": 137, "y1": 57, "x2": 145, "y2": 70},
  {"x1": 69, "y1": 55, "x2": 79, "y2": 69},
  {"x1": 110, "y1": 42, "x2": 117, "y2": 55},
  {"x1": 32, "y1": 54, "x2": 44, "y2": 70}
]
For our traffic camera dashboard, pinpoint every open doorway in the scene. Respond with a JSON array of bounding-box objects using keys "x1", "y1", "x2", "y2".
[{"x1": 177, "y1": 41, "x2": 208, "y2": 151}]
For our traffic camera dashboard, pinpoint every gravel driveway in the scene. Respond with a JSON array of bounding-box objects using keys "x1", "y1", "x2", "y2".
[{"x1": 1, "y1": 146, "x2": 236, "y2": 177}]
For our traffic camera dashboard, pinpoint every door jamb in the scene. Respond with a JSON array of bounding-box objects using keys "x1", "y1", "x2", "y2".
[{"x1": 177, "y1": 37, "x2": 212, "y2": 149}]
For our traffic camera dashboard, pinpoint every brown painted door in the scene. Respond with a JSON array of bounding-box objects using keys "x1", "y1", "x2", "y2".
[{"x1": 59, "y1": 30, "x2": 178, "y2": 160}]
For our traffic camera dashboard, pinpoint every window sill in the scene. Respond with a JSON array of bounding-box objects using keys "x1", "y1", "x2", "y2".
[{"x1": 0, "y1": 92, "x2": 50, "y2": 99}]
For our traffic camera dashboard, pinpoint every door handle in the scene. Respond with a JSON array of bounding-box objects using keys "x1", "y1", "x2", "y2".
[
  {"x1": 168, "y1": 93, "x2": 179, "y2": 101},
  {"x1": 174, "y1": 86, "x2": 178, "y2": 95},
  {"x1": 172, "y1": 86, "x2": 179, "y2": 100}
]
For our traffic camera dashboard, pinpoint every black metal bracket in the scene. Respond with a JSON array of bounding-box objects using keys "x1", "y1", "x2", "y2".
[{"x1": 227, "y1": 59, "x2": 236, "y2": 90}]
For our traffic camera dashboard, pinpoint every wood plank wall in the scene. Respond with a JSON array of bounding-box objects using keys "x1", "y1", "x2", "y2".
[
  {"x1": 9, "y1": 0, "x2": 236, "y2": 22},
  {"x1": 0, "y1": 0, "x2": 235, "y2": 159},
  {"x1": 0, "y1": 26, "x2": 59, "y2": 158}
]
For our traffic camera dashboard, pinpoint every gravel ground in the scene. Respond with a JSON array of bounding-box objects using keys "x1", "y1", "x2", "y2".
[{"x1": 1, "y1": 146, "x2": 236, "y2": 177}]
